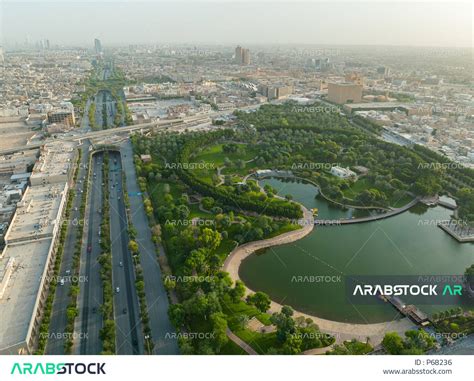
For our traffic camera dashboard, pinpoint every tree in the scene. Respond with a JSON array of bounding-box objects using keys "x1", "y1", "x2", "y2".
[
  {"x1": 168, "y1": 304, "x2": 186, "y2": 328},
  {"x1": 246, "y1": 291, "x2": 271, "y2": 313},
  {"x1": 382, "y1": 332, "x2": 404, "y2": 355},
  {"x1": 128, "y1": 240, "x2": 139, "y2": 255},
  {"x1": 198, "y1": 228, "x2": 222, "y2": 251},
  {"x1": 210, "y1": 312, "x2": 228, "y2": 351},
  {"x1": 270, "y1": 305, "x2": 296, "y2": 343},
  {"x1": 230, "y1": 280, "x2": 246, "y2": 302}
]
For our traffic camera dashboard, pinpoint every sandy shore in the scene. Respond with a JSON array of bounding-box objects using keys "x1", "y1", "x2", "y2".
[{"x1": 223, "y1": 206, "x2": 415, "y2": 346}]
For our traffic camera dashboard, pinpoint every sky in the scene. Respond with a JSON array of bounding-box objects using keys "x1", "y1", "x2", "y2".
[{"x1": 1, "y1": 1, "x2": 473, "y2": 48}]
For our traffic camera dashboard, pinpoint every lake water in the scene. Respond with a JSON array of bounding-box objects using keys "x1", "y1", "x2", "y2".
[{"x1": 239, "y1": 178, "x2": 474, "y2": 323}]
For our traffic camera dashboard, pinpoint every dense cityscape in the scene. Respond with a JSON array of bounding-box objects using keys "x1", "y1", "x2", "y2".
[{"x1": 0, "y1": 1, "x2": 472, "y2": 379}]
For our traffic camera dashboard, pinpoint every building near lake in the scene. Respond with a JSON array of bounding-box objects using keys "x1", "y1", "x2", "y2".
[{"x1": 330, "y1": 166, "x2": 356, "y2": 179}]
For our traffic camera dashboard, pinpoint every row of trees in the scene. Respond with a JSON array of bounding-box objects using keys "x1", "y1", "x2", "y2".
[
  {"x1": 382, "y1": 330, "x2": 436, "y2": 355},
  {"x1": 36, "y1": 183, "x2": 78, "y2": 353},
  {"x1": 97, "y1": 153, "x2": 116, "y2": 354},
  {"x1": 64, "y1": 149, "x2": 90, "y2": 353},
  {"x1": 121, "y1": 166, "x2": 154, "y2": 354}
]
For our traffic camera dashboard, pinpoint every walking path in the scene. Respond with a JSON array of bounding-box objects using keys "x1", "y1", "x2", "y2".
[
  {"x1": 315, "y1": 197, "x2": 420, "y2": 225},
  {"x1": 226, "y1": 328, "x2": 259, "y2": 355},
  {"x1": 223, "y1": 205, "x2": 415, "y2": 347}
]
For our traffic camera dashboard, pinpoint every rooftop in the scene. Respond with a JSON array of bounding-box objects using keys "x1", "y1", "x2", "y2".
[{"x1": 0, "y1": 238, "x2": 53, "y2": 353}]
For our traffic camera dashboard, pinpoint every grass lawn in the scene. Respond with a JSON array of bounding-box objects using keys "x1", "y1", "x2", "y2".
[
  {"x1": 342, "y1": 177, "x2": 372, "y2": 199},
  {"x1": 221, "y1": 295, "x2": 278, "y2": 354},
  {"x1": 389, "y1": 194, "x2": 415, "y2": 208},
  {"x1": 193, "y1": 143, "x2": 259, "y2": 179},
  {"x1": 219, "y1": 340, "x2": 248, "y2": 355},
  {"x1": 343, "y1": 339, "x2": 373, "y2": 354}
]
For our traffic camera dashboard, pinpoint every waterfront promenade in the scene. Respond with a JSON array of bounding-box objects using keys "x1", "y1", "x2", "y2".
[{"x1": 223, "y1": 206, "x2": 415, "y2": 347}]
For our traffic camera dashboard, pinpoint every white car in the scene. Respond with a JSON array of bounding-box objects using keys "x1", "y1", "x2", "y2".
[
  {"x1": 60, "y1": 278, "x2": 65, "y2": 286},
  {"x1": 115, "y1": 287, "x2": 120, "y2": 293}
]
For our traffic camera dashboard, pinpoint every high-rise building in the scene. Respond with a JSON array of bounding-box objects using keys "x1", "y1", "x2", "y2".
[
  {"x1": 235, "y1": 46, "x2": 243, "y2": 64},
  {"x1": 234, "y1": 45, "x2": 250, "y2": 65},
  {"x1": 242, "y1": 48, "x2": 250, "y2": 65},
  {"x1": 94, "y1": 38, "x2": 103, "y2": 55}
]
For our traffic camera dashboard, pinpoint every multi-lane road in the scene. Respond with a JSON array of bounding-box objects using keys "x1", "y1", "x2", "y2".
[
  {"x1": 109, "y1": 151, "x2": 143, "y2": 354},
  {"x1": 75, "y1": 152, "x2": 105, "y2": 354},
  {"x1": 45, "y1": 141, "x2": 90, "y2": 354}
]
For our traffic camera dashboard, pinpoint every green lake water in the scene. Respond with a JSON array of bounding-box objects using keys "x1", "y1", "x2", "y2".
[{"x1": 239, "y1": 178, "x2": 474, "y2": 323}]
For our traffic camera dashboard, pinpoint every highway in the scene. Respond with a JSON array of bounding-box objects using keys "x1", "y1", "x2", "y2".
[
  {"x1": 0, "y1": 104, "x2": 259, "y2": 156},
  {"x1": 45, "y1": 141, "x2": 90, "y2": 354},
  {"x1": 95, "y1": 90, "x2": 117, "y2": 130},
  {"x1": 75, "y1": 152, "x2": 105, "y2": 354},
  {"x1": 109, "y1": 151, "x2": 144, "y2": 355},
  {"x1": 121, "y1": 141, "x2": 179, "y2": 354}
]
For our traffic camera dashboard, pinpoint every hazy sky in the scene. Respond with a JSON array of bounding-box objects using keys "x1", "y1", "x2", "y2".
[{"x1": 1, "y1": 1, "x2": 472, "y2": 47}]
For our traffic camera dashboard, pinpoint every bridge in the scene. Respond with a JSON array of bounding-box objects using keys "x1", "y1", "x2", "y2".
[
  {"x1": 314, "y1": 197, "x2": 420, "y2": 225},
  {"x1": 0, "y1": 114, "x2": 210, "y2": 156}
]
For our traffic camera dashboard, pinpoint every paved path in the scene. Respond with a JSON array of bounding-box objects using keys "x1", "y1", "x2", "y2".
[
  {"x1": 223, "y1": 206, "x2": 415, "y2": 347},
  {"x1": 226, "y1": 329, "x2": 258, "y2": 355},
  {"x1": 315, "y1": 197, "x2": 420, "y2": 225},
  {"x1": 302, "y1": 344, "x2": 334, "y2": 355}
]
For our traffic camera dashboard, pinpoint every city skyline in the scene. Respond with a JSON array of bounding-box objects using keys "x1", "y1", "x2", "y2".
[{"x1": 1, "y1": 1, "x2": 473, "y2": 48}]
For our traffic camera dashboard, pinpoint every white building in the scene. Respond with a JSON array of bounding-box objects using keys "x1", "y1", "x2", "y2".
[{"x1": 330, "y1": 166, "x2": 356, "y2": 179}]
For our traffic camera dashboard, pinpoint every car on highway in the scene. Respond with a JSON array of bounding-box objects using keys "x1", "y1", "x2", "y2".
[
  {"x1": 123, "y1": 308, "x2": 127, "y2": 314},
  {"x1": 119, "y1": 261, "x2": 123, "y2": 267},
  {"x1": 87, "y1": 245, "x2": 92, "y2": 253},
  {"x1": 92, "y1": 307, "x2": 97, "y2": 314},
  {"x1": 115, "y1": 287, "x2": 120, "y2": 293}
]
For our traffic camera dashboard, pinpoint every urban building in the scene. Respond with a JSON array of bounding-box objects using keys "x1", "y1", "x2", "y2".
[
  {"x1": 94, "y1": 38, "x2": 103, "y2": 55},
  {"x1": 46, "y1": 102, "x2": 75, "y2": 127},
  {"x1": 0, "y1": 142, "x2": 76, "y2": 355},
  {"x1": 258, "y1": 84, "x2": 293, "y2": 100},
  {"x1": 327, "y1": 82, "x2": 363, "y2": 104},
  {"x1": 234, "y1": 46, "x2": 250, "y2": 65}
]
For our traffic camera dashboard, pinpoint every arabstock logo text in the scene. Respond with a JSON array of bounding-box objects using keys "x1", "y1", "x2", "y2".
[
  {"x1": 352, "y1": 284, "x2": 462, "y2": 296},
  {"x1": 11, "y1": 362, "x2": 106, "y2": 375}
]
